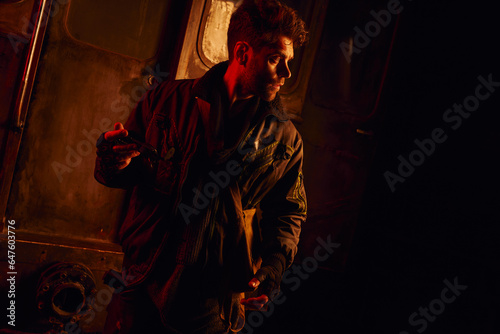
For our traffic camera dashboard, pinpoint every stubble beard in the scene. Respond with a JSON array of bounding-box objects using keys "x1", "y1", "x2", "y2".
[{"x1": 242, "y1": 60, "x2": 276, "y2": 102}]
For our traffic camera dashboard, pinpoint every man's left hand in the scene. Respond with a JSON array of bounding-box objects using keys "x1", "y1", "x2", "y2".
[
  {"x1": 240, "y1": 252, "x2": 286, "y2": 310},
  {"x1": 240, "y1": 278, "x2": 269, "y2": 310}
]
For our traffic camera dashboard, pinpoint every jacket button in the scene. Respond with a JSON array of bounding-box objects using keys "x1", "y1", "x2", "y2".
[{"x1": 163, "y1": 147, "x2": 175, "y2": 160}]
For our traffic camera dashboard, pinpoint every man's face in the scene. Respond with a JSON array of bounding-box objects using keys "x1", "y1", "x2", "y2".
[{"x1": 242, "y1": 36, "x2": 294, "y2": 102}]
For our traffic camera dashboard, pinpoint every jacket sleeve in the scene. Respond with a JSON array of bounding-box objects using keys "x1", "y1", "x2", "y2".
[
  {"x1": 258, "y1": 135, "x2": 307, "y2": 268},
  {"x1": 94, "y1": 88, "x2": 152, "y2": 189}
]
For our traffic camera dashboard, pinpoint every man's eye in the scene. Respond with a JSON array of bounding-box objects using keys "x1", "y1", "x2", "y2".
[{"x1": 269, "y1": 56, "x2": 280, "y2": 64}]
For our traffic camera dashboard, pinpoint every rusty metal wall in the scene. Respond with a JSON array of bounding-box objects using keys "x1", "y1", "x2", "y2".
[
  {"x1": 295, "y1": 0, "x2": 397, "y2": 269},
  {"x1": 6, "y1": 2, "x2": 158, "y2": 243},
  {"x1": 1, "y1": 0, "x2": 186, "y2": 332}
]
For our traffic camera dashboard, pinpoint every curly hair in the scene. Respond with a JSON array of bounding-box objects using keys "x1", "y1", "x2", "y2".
[{"x1": 228, "y1": 0, "x2": 309, "y2": 61}]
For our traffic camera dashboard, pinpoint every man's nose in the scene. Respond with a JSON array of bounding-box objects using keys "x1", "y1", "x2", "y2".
[{"x1": 278, "y1": 62, "x2": 291, "y2": 79}]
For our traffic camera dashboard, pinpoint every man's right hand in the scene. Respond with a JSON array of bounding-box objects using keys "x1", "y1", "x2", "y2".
[{"x1": 99, "y1": 122, "x2": 141, "y2": 170}]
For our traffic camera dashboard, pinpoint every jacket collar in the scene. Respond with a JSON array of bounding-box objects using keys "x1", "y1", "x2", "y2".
[{"x1": 192, "y1": 61, "x2": 290, "y2": 122}]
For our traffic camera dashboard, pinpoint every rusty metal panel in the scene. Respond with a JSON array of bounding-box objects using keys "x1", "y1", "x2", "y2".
[
  {"x1": 294, "y1": 0, "x2": 399, "y2": 270},
  {"x1": 0, "y1": 0, "x2": 177, "y2": 331},
  {"x1": 0, "y1": 0, "x2": 51, "y2": 224},
  {"x1": 5, "y1": 0, "x2": 169, "y2": 242},
  {"x1": 0, "y1": 232, "x2": 123, "y2": 332},
  {"x1": 0, "y1": 0, "x2": 37, "y2": 35},
  {"x1": 66, "y1": 0, "x2": 170, "y2": 60}
]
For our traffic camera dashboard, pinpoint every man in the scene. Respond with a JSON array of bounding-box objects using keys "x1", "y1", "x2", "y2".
[{"x1": 95, "y1": 0, "x2": 308, "y2": 332}]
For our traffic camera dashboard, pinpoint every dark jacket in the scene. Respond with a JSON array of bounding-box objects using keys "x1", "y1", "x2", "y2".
[{"x1": 95, "y1": 61, "x2": 307, "y2": 329}]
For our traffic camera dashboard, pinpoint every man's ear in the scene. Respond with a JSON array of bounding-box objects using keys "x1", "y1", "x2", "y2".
[{"x1": 234, "y1": 41, "x2": 250, "y2": 65}]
